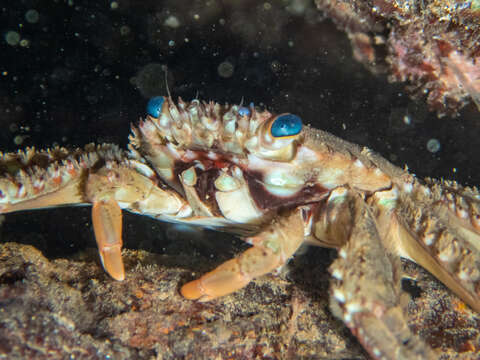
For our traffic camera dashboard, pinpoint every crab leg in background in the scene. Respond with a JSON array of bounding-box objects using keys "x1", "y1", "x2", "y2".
[{"x1": 326, "y1": 191, "x2": 436, "y2": 360}]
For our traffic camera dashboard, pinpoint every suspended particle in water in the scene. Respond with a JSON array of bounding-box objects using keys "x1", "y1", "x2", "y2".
[
  {"x1": 218, "y1": 61, "x2": 234, "y2": 78},
  {"x1": 13, "y1": 135, "x2": 27, "y2": 145},
  {"x1": 25, "y1": 9, "x2": 39, "y2": 23},
  {"x1": 9, "y1": 123, "x2": 18, "y2": 133},
  {"x1": 120, "y1": 25, "x2": 131, "y2": 36},
  {"x1": 287, "y1": 0, "x2": 307, "y2": 14},
  {"x1": 5, "y1": 31, "x2": 20, "y2": 46},
  {"x1": 271, "y1": 60, "x2": 283, "y2": 74},
  {"x1": 164, "y1": 15, "x2": 180, "y2": 28},
  {"x1": 426, "y1": 138, "x2": 440, "y2": 153}
]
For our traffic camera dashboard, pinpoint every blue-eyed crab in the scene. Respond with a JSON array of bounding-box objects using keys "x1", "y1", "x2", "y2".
[{"x1": 0, "y1": 97, "x2": 479, "y2": 359}]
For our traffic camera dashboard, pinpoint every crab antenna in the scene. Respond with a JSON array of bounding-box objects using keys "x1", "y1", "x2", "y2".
[{"x1": 164, "y1": 66, "x2": 171, "y2": 99}]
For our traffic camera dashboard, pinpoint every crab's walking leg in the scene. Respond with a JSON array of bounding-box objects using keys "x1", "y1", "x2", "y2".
[
  {"x1": 328, "y1": 193, "x2": 435, "y2": 360},
  {"x1": 92, "y1": 199, "x2": 124, "y2": 280},
  {"x1": 181, "y1": 208, "x2": 305, "y2": 301}
]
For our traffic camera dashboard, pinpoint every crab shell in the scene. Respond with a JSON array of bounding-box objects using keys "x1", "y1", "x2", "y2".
[{"x1": 129, "y1": 96, "x2": 391, "y2": 224}]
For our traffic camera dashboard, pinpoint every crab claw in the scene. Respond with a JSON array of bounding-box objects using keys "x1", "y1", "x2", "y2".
[
  {"x1": 92, "y1": 199, "x2": 125, "y2": 281},
  {"x1": 98, "y1": 243, "x2": 124, "y2": 281},
  {"x1": 181, "y1": 208, "x2": 305, "y2": 301},
  {"x1": 181, "y1": 254, "x2": 258, "y2": 301}
]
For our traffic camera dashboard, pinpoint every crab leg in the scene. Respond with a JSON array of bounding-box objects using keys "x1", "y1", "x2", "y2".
[
  {"x1": 381, "y1": 182, "x2": 480, "y2": 313},
  {"x1": 181, "y1": 208, "x2": 305, "y2": 301},
  {"x1": 92, "y1": 199, "x2": 124, "y2": 280},
  {"x1": 84, "y1": 163, "x2": 190, "y2": 280},
  {"x1": 327, "y1": 192, "x2": 435, "y2": 360}
]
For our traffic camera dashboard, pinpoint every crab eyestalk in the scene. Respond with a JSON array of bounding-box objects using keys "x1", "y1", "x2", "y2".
[
  {"x1": 146, "y1": 96, "x2": 167, "y2": 118},
  {"x1": 253, "y1": 113, "x2": 303, "y2": 161}
]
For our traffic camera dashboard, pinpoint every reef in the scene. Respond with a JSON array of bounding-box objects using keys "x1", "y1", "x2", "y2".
[{"x1": 315, "y1": 0, "x2": 480, "y2": 116}]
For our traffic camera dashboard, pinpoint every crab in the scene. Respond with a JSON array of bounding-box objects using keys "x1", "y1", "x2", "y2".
[{"x1": 0, "y1": 96, "x2": 479, "y2": 359}]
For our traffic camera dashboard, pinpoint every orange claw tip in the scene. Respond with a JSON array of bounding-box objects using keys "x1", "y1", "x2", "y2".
[
  {"x1": 110, "y1": 269, "x2": 125, "y2": 281},
  {"x1": 100, "y1": 246, "x2": 125, "y2": 281},
  {"x1": 180, "y1": 280, "x2": 204, "y2": 300}
]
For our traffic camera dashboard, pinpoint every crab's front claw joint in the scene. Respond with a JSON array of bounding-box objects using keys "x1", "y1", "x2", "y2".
[
  {"x1": 92, "y1": 198, "x2": 125, "y2": 281},
  {"x1": 181, "y1": 208, "x2": 305, "y2": 301}
]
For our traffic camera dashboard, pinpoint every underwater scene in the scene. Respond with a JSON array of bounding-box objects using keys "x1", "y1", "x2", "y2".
[{"x1": 1, "y1": 1, "x2": 480, "y2": 359}]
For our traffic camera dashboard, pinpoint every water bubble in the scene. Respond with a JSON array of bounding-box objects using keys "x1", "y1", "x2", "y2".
[{"x1": 426, "y1": 138, "x2": 440, "y2": 153}]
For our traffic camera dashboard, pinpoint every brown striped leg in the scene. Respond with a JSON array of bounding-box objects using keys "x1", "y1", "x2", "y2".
[{"x1": 328, "y1": 194, "x2": 436, "y2": 360}]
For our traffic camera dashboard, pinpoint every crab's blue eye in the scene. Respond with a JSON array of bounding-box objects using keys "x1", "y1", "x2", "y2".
[
  {"x1": 271, "y1": 114, "x2": 302, "y2": 137},
  {"x1": 238, "y1": 106, "x2": 250, "y2": 117},
  {"x1": 147, "y1": 96, "x2": 166, "y2": 118}
]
